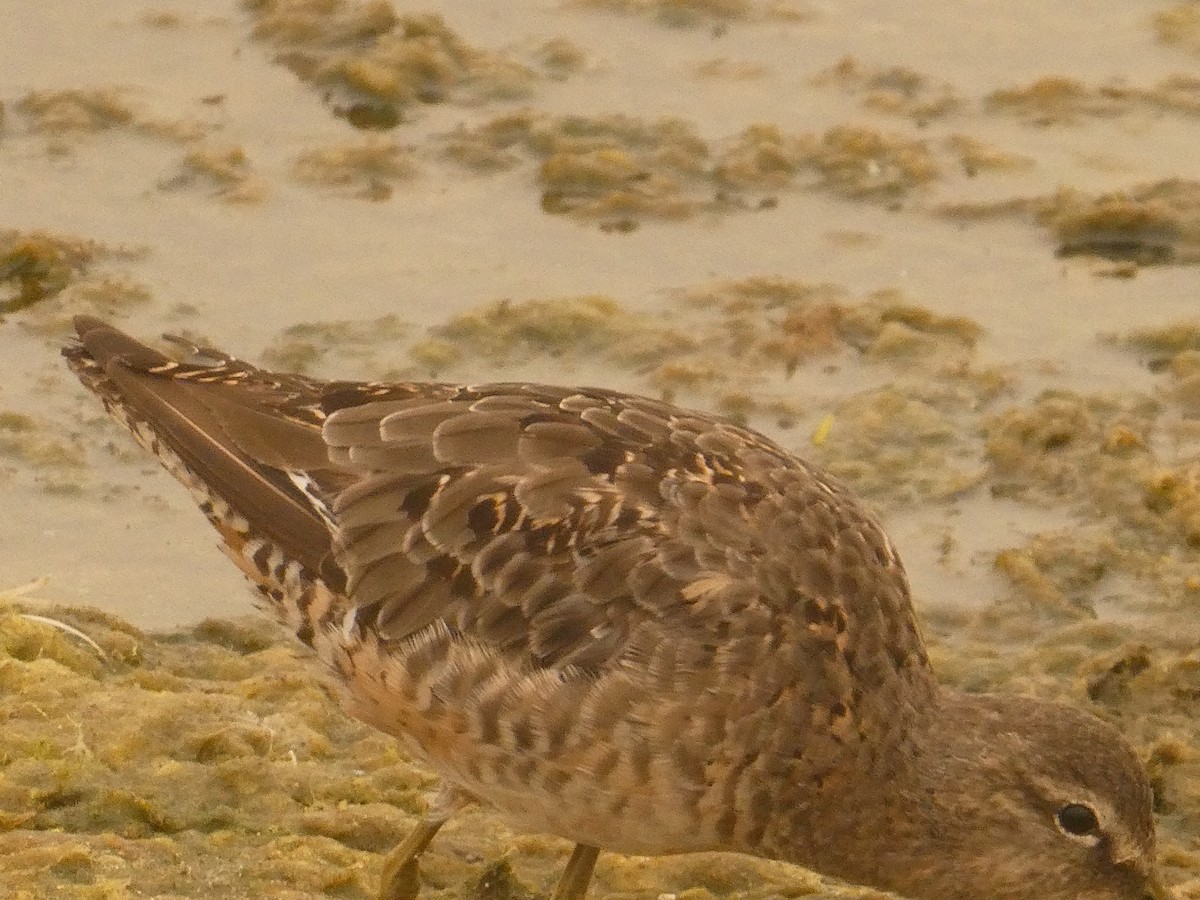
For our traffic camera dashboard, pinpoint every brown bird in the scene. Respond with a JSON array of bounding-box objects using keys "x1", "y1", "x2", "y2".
[{"x1": 64, "y1": 316, "x2": 1167, "y2": 900}]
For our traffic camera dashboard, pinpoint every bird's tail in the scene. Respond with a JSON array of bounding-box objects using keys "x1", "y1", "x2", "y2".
[{"x1": 63, "y1": 316, "x2": 352, "y2": 649}]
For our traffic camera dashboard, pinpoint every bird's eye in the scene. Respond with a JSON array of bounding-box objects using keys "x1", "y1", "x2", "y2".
[{"x1": 1056, "y1": 803, "x2": 1100, "y2": 836}]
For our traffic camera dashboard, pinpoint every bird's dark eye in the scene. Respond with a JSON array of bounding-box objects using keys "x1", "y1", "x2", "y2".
[{"x1": 1056, "y1": 803, "x2": 1100, "y2": 836}]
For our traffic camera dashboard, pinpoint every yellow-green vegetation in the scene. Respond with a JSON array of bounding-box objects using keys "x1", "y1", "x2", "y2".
[
  {"x1": 292, "y1": 137, "x2": 419, "y2": 200},
  {"x1": 0, "y1": 234, "x2": 98, "y2": 314},
  {"x1": 787, "y1": 126, "x2": 940, "y2": 200},
  {"x1": 811, "y1": 57, "x2": 963, "y2": 124},
  {"x1": 17, "y1": 89, "x2": 135, "y2": 134},
  {"x1": 977, "y1": 380, "x2": 1200, "y2": 618},
  {"x1": 940, "y1": 179, "x2": 1200, "y2": 266},
  {"x1": 674, "y1": 278, "x2": 978, "y2": 375},
  {"x1": 406, "y1": 280, "x2": 982, "y2": 418},
  {"x1": 0, "y1": 230, "x2": 149, "y2": 321},
  {"x1": 535, "y1": 113, "x2": 709, "y2": 223},
  {"x1": 14, "y1": 88, "x2": 207, "y2": 144},
  {"x1": 1120, "y1": 322, "x2": 1200, "y2": 413},
  {"x1": 992, "y1": 531, "x2": 1119, "y2": 617},
  {"x1": 1156, "y1": 2, "x2": 1200, "y2": 55},
  {"x1": 1114, "y1": 323, "x2": 1200, "y2": 413},
  {"x1": 534, "y1": 39, "x2": 590, "y2": 81},
  {"x1": 0, "y1": 410, "x2": 88, "y2": 482},
  {"x1": 1043, "y1": 186, "x2": 1190, "y2": 265},
  {"x1": 442, "y1": 112, "x2": 940, "y2": 228},
  {"x1": 1121, "y1": 322, "x2": 1200, "y2": 359},
  {"x1": 987, "y1": 76, "x2": 1134, "y2": 125},
  {"x1": 0, "y1": 603, "x2": 427, "y2": 899},
  {"x1": 140, "y1": 10, "x2": 184, "y2": 28},
  {"x1": 1148, "y1": 74, "x2": 1200, "y2": 117},
  {"x1": 807, "y1": 378, "x2": 998, "y2": 505},
  {"x1": 689, "y1": 57, "x2": 771, "y2": 81},
  {"x1": 262, "y1": 316, "x2": 412, "y2": 379},
  {"x1": 943, "y1": 134, "x2": 1034, "y2": 176},
  {"x1": 409, "y1": 295, "x2": 694, "y2": 375},
  {"x1": 712, "y1": 124, "x2": 804, "y2": 191},
  {"x1": 158, "y1": 145, "x2": 269, "y2": 204},
  {"x1": 244, "y1": 5, "x2": 537, "y2": 129},
  {"x1": 986, "y1": 75, "x2": 1200, "y2": 126},
  {"x1": 572, "y1": 0, "x2": 807, "y2": 28},
  {"x1": 739, "y1": 121, "x2": 944, "y2": 203}
]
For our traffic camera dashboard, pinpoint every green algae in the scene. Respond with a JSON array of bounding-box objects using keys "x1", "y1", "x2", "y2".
[
  {"x1": 0, "y1": 230, "x2": 150, "y2": 327},
  {"x1": 261, "y1": 316, "x2": 413, "y2": 379},
  {"x1": 440, "y1": 113, "x2": 941, "y2": 228},
  {"x1": 806, "y1": 376, "x2": 997, "y2": 506},
  {"x1": 811, "y1": 57, "x2": 963, "y2": 125},
  {"x1": 1156, "y1": 3, "x2": 1200, "y2": 55},
  {"x1": 401, "y1": 280, "x2": 985, "y2": 429},
  {"x1": 572, "y1": 0, "x2": 808, "y2": 29},
  {"x1": 158, "y1": 145, "x2": 269, "y2": 205},
  {"x1": 941, "y1": 179, "x2": 1200, "y2": 268},
  {"x1": 292, "y1": 137, "x2": 419, "y2": 200},
  {"x1": 1047, "y1": 189, "x2": 1187, "y2": 265},
  {"x1": 0, "y1": 409, "x2": 89, "y2": 492},
  {"x1": 14, "y1": 87, "x2": 208, "y2": 146},
  {"x1": 16, "y1": 89, "x2": 136, "y2": 134},
  {"x1": 244, "y1": 5, "x2": 538, "y2": 130},
  {"x1": 413, "y1": 295, "x2": 689, "y2": 370}
]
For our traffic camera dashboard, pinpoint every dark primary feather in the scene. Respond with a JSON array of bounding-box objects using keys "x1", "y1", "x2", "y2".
[{"x1": 66, "y1": 316, "x2": 342, "y2": 577}]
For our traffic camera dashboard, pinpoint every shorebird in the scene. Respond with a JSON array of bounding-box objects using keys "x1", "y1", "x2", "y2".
[{"x1": 64, "y1": 316, "x2": 1167, "y2": 900}]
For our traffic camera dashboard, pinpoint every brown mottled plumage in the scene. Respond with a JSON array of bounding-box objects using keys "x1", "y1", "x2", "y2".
[{"x1": 64, "y1": 317, "x2": 1167, "y2": 900}]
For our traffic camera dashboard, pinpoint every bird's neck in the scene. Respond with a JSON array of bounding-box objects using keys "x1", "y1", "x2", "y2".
[{"x1": 751, "y1": 687, "x2": 994, "y2": 894}]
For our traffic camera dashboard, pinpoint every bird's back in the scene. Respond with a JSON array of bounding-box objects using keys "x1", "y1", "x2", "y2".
[{"x1": 64, "y1": 316, "x2": 936, "y2": 857}]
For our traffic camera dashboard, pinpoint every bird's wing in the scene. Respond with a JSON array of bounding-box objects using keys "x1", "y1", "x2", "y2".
[
  {"x1": 318, "y1": 379, "x2": 926, "y2": 680},
  {"x1": 64, "y1": 317, "x2": 927, "y2": 684},
  {"x1": 64, "y1": 315, "x2": 346, "y2": 578}
]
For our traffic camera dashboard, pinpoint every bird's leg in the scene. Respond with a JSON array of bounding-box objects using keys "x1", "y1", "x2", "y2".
[
  {"x1": 378, "y1": 788, "x2": 470, "y2": 900},
  {"x1": 378, "y1": 816, "x2": 445, "y2": 900},
  {"x1": 548, "y1": 844, "x2": 600, "y2": 900}
]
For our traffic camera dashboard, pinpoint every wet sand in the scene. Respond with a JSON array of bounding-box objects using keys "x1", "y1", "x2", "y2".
[{"x1": 3, "y1": 1, "x2": 1200, "y2": 897}]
